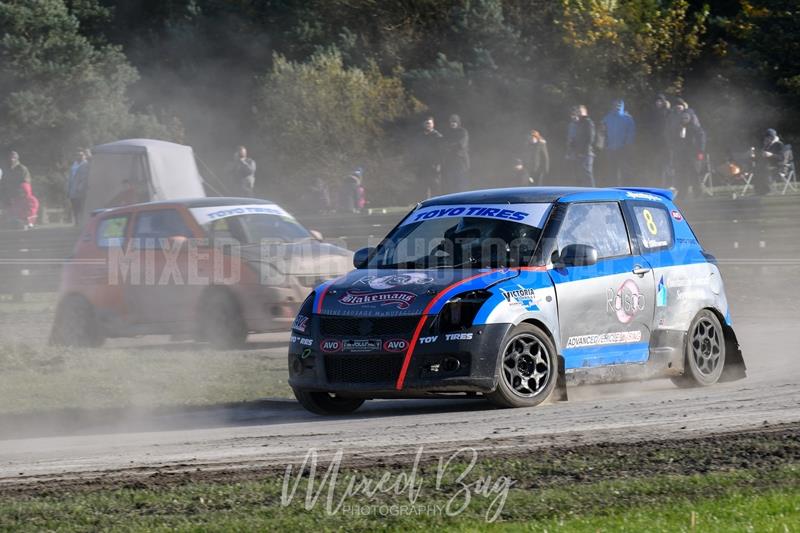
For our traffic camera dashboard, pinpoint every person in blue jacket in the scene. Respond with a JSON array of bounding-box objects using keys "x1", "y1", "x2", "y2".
[{"x1": 601, "y1": 99, "x2": 636, "y2": 186}]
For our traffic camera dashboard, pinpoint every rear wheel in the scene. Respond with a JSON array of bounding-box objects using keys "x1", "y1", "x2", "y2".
[
  {"x1": 293, "y1": 388, "x2": 365, "y2": 415},
  {"x1": 487, "y1": 323, "x2": 558, "y2": 408},
  {"x1": 49, "y1": 294, "x2": 105, "y2": 347},
  {"x1": 197, "y1": 288, "x2": 247, "y2": 349},
  {"x1": 671, "y1": 310, "x2": 726, "y2": 388}
]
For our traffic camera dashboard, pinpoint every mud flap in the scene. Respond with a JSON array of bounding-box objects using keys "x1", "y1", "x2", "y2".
[
  {"x1": 552, "y1": 354, "x2": 568, "y2": 401},
  {"x1": 720, "y1": 325, "x2": 746, "y2": 382}
]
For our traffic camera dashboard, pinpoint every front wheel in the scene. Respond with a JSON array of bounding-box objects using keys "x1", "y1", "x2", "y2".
[
  {"x1": 293, "y1": 388, "x2": 365, "y2": 415},
  {"x1": 487, "y1": 323, "x2": 558, "y2": 408},
  {"x1": 671, "y1": 309, "x2": 726, "y2": 388}
]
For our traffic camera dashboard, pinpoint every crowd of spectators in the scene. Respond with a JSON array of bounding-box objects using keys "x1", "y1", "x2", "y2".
[{"x1": 410, "y1": 94, "x2": 792, "y2": 200}]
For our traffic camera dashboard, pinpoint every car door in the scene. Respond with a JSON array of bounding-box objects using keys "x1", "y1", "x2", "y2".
[
  {"x1": 548, "y1": 201, "x2": 656, "y2": 369},
  {"x1": 123, "y1": 208, "x2": 195, "y2": 327},
  {"x1": 90, "y1": 212, "x2": 132, "y2": 328}
]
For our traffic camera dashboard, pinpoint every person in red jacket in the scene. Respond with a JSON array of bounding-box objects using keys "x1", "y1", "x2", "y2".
[{"x1": 12, "y1": 181, "x2": 39, "y2": 229}]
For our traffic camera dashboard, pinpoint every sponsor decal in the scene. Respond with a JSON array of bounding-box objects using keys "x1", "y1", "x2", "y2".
[
  {"x1": 445, "y1": 332, "x2": 474, "y2": 341},
  {"x1": 356, "y1": 273, "x2": 434, "y2": 290},
  {"x1": 499, "y1": 286, "x2": 539, "y2": 311},
  {"x1": 626, "y1": 191, "x2": 662, "y2": 201},
  {"x1": 566, "y1": 330, "x2": 643, "y2": 348},
  {"x1": 320, "y1": 339, "x2": 342, "y2": 352},
  {"x1": 671, "y1": 210, "x2": 683, "y2": 221},
  {"x1": 301, "y1": 348, "x2": 312, "y2": 359},
  {"x1": 677, "y1": 288, "x2": 706, "y2": 301},
  {"x1": 401, "y1": 203, "x2": 550, "y2": 227},
  {"x1": 338, "y1": 289, "x2": 417, "y2": 309},
  {"x1": 290, "y1": 335, "x2": 313, "y2": 346},
  {"x1": 606, "y1": 280, "x2": 645, "y2": 324},
  {"x1": 666, "y1": 276, "x2": 710, "y2": 288},
  {"x1": 643, "y1": 238, "x2": 669, "y2": 248},
  {"x1": 419, "y1": 336, "x2": 438, "y2": 344},
  {"x1": 342, "y1": 339, "x2": 382, "y2": 352},
  {"x1": 292, "y1": 314, "x2": 309, "y2": 333},
  {"x1": 383, "y1": 339, "x2": 409, "y2": 352},
  {"x1": 656, "y1": 276, "x2": 668, "y2": 307},
  {"x1": 190, "y1": 204, "x2": 292, "y2": 224}
]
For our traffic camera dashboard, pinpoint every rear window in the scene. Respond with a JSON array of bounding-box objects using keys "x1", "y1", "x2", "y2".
[
  {"x1": 96, "y1": 215, "x2": 129, "y2": 248},
  {"x1": 631, "y1": 204, "x2": 674, "y2": 250}
]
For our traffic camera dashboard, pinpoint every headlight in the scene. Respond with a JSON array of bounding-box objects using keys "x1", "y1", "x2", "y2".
[{"x1": 437, "y1": 290, "x2": 492, "y2": 332}]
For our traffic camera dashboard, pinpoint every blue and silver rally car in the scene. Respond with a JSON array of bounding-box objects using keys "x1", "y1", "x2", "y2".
[{"x1": 288, "y1": 187, "x2": 746, "y2": 414}]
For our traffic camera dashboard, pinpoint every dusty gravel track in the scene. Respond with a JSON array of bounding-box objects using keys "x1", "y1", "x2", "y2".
[{"x1": 0, "y1": 198, "x2": 798, "y2": 487}]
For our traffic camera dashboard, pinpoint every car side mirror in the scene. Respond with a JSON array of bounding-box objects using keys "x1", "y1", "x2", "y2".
[
  {"x1": 555, "y1": 244, "x2": 598, "y2": 267},
  {"x1": 309, "y1": 229, "x2": 323, "y2": 241},
  {"x1": 353, "y1": 246, "x2": 375, "y2": 269}
]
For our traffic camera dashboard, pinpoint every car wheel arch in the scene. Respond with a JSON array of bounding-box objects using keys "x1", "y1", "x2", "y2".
[{"x1": 700, "y1": 306, "x2": 746, "y2": 382}]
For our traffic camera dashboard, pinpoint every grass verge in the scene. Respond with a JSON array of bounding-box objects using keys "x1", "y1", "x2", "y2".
[
  {"x1": 1, "y1": 428, "x2": 798, "y2": 532},
  {"x1": 0, "y1": 461, "x2": 796, "y2": 531}
]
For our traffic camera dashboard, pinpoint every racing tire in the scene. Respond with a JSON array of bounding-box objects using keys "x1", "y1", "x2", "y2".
[
  {"x1": 671, "y1": 309, "x2": 726, "y2": 388},
  {"x1": 487, "y1": 323, "x2": 558, "y2": 408},
  {"x1": 197, "y1": 288, "x2": 248, "y2": 349},
  {"x1": 293, "y1": 388, "x2": 365, "y2": 415},
  {"x1": 49, "y1": 294, "x2": 105, "y2": 347}
]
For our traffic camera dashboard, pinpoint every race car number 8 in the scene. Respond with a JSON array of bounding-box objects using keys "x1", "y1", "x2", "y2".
[{"x1": 642, "y1": 209, "x2": 658, "y2": 235}]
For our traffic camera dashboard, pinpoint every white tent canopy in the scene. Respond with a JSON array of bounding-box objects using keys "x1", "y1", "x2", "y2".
[{"x1": 84, "y1": 139, "x2": 206, "y2": 217}]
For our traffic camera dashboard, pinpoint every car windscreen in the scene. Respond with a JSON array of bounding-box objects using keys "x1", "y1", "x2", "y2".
[
  {"x1": 367, "y1": 203, "x2": 552, "y2": 269},
  {"x1": 190, "y1": 204, "x2": 311, "y2": 243}
]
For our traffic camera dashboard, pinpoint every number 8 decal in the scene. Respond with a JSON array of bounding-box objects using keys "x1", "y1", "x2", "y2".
[{"x1": 642, "y1": 209, "x2": 658, "y2": 235}]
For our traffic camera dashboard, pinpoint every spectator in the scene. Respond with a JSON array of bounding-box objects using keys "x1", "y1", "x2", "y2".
[
  {"x1": 415, "y1": 116, "x2": 443, "y2": 197},
  {"x1": 668, "y1": 97, "x2": 701, "y2": 133},
  {"x1": 669, "y1": 110, "x2": 706, "y2": 198},
  {"x1": 602, "y1": 99, "x2": 636, "y2": 186},
  {"x1": 229, "y1": 145, "x2": 257, "y2": 197},
  {"x1": 0, "y1": 151, "x2": 31, "y2": 211},
  {"x1": 643, "y1": 94, "x2": 672, "y2": 185},
  {"x1": 11, "y1": 181, "x2": 39, "y2": 229},
  {"x1": 755, "y1": 128, "x2": 784, "y2": 195},
  {"x1": 526, "y1": 130, "x2": 550, "y2": 185},
  {"x1": 67, "y1": 148, "x2": 89, "y2": 225},
  {"x1": 566, "y1": 105, "x2": 596, "y2": 187},
  {"x1": 442, "y1": 114, "x2": 470, "y2": 193},
  {"x1": 336, "y1": 169, "x2": 363, "y2": 213}
]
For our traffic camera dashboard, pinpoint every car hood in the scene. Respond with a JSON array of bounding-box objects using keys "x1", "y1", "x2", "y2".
[
  {"x1": 240, "y1": 241, "x2": 353, "y2": 284},
  {"x1": 317, "y1": 268, "x2": 523, "y2": 317}
]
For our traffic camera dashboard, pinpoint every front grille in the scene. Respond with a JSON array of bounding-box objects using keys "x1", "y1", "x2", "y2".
[
  {"x1": 319, "y1": 315, "x2": 419, "y2": 336},
  {"x1": 325, "y1": 353, "x2": 405, "y2": 384}
]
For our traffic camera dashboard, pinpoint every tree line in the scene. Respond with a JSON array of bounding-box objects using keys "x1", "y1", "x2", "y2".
[{"x1": 1, "y1": 0, "x2": 797, "y2": 207}]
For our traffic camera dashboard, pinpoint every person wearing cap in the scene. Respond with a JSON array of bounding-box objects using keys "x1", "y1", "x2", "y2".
[
  {"x1": 566, "y1": 105, "x2": 596, "y2": 187},
  {"x1": 602, "y1": 98, "x2": 636, "y2": 186},
  {"x1": 442, "y1": 114, "x2": 470, "y2": 193},
  {"x1": 755, "y1": 128, "x2": 784, "y2": 195}
]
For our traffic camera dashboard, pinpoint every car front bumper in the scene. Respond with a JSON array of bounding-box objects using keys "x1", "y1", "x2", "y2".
[{"x1": 287, "y1": 321, "x2": 512, "y2": 397}]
